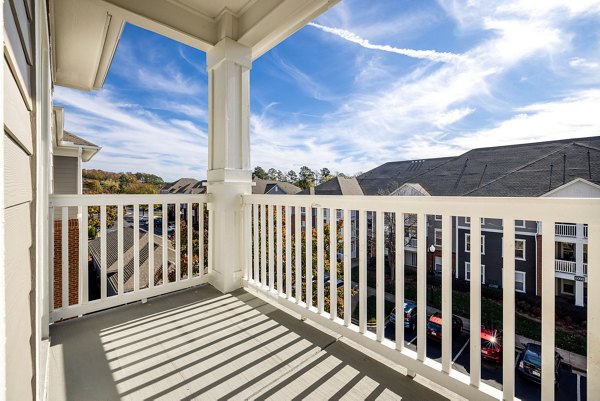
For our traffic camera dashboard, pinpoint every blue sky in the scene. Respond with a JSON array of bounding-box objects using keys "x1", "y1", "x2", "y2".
[{"x1": 54, "y1": 0, "x2": 600, "y2": 182}]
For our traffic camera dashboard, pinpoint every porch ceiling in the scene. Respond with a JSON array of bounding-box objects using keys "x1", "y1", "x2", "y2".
[{"x1": 49, "y1": 0, "x2": 340, "y2": 91}]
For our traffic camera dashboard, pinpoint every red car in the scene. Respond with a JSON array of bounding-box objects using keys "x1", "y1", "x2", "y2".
[
  {"x1": 480, "y1": 328, "x2": 502, "y2": 362},
  {"x1": 426, "y1": 312, "x2": 463, "y2": 341}
]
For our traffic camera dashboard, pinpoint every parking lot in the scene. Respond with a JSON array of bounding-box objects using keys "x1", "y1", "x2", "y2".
[{"x1": 384, "y1": 324, "x2": 586, "y2": 401}]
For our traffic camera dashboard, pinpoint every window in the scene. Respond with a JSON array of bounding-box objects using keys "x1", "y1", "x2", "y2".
[
  {"x1": 515, "y1": 220, "x2": 526, "y2": 228},
  {"x1": 465, "y1": 217, "x2": 471, "y2": 224},
  {"x1": 515, "y1": 239, "x2": 526, "y2": 260},
  {"x1": 434, "y1": 215, "x2": 442, "y2": 221},
  {"x1": 434, "y1": 228, "x2": 442, "y2": 247},
  {"x1": 465, "y1": 234, "x2": 485, "y2": 254},
  {"x1": 515, "y1": 271, "x2": 526, "y2": 293},
  {"x1": 561, "y1": 280, "x2": 574, "y2": 295},
  {"x1": 465, "y1": 262, "x2": 485, "y2": 284},
  {"x1": 435, "y1": 256, "x2": 442, "y2": 272},
  {"x1": 480, "y1": 218, "x2": 486, "y2": 225}
]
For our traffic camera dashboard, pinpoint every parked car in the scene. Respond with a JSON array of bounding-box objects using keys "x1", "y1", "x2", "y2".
[
  {"x1": 426, "y1": 312, "x2": 463, "y2": 341},
  {"x1": 480, "y1": 328, "x2": 502, "y2": 362},
  {"x1": 516, "y1": 343, "x2": 562, "y2": 387},
  {"x1": 390, "y1": 301, "x2": 417, "y2": 331}
]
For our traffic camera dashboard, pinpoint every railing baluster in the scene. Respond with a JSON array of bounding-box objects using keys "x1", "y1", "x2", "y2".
[
  {"x1": 470, "y1": 216, "x2": 482, "y2": 387},
  {"x1": 376, "y1": 211, "x2": 385, "y2": 342},
  {"x1": 253, "y1": 204, "x2": 259, "y2": 283},
  {"x1": 306, "y1": 206, "x2": 313, "y2": 309},
  {"x1": 441, "y1": 215, "x2": 453, "y2": 373},
  {"x1": 187, "y1": 203, "x2": 192, "y2": 279},
  {"x1": 100, "y1": 205, "x2": 107, "y2": 299},
  {"x1": 268, "y1": 204, "x2": 275, "y2": 290},
  {"x1": 261, "y1": 204, "x2": 267, "y2": 288},
  {"x1": 317, "y1": 207, "x2": 324, "y2": 314},
  {"x1": 162, "y1": 203, "x2": 168, "y2": 284},
  {"x1": 395, "y1": 211, "x2": 405, "y2": 351},
  {"x1": 359, "y1": 210, "x2": 367, "y2": 333},
  {"x1": 285, "y1": 205, "x2": 292, "y2": 298},
  {"x1": 343, "y1": 209, "x2": 351, "y2": 327},
  {"x1": 199, "y1": 202, "x2": 205, "y2": 276},
  {"x1": 588, "y1": 222, "x2": 600, "y2": 401},
  {"x1": 175, "y1": 202, "x2": 181, "y2": 281},
  {"x1": 244, "y1": 203, "x2": 252, "y2": 282},
  {"x1": 416, "y1": 213, "x2": 427, "y2": 361},
  {"x1": 61, "y1": 207, "x2": 68, "y2": 308},
  {"x1": 277, "y1": 205, "x2": 283, "y2": 295},
  {"x1": 133, "y1": 204, "x2": 140, "y2": 291},
  {"x1": 81, "y1": 206, "x2": 88, "y2": 304},
  {"x1": 148, "y1": 204, "x2": 154, "y2": 288},
  {"x1": 117, "y1": 205, "x2": 124, "y2": 295},
  {"x1": 295, "y1": 206, "x2": 301, "y2": 303},
  {"x1": 541, "y1": 220, "x2": 556, "y2": 401},
  {"x1": 502, "y1": 219, "x2": 516, "y2": 400},
  {"x1": 330, "y1": 208, "x2": 337, "y2": 320}
]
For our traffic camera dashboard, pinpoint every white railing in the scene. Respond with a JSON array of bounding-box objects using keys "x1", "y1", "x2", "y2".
[
  {"x1": 49, "y1": 194, "x2": 210, "y2": 321},
  {"x1": 241, "y1": 194, "x2": 600, "y2": 401},
  {"x1": 555, "y1": 259, "x2": 576, "y2": 274},
  {"x1": 555, "y1": 223, "x2": 577, "y2": 237}
]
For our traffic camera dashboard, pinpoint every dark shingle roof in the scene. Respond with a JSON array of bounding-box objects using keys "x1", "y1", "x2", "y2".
[
  {"x1": 355, "y1": 136, "x2": 600, "y2": 197},
  {"x1": 163, "y1": 178, "x2": 207, "y2": 194},
  {"x1": 89, "y1": 227, "x2": 176, "y2": 294},
  {"x1": 63, "y1": 130, "x2": 100, "y2": 148},
  {"x1": 253, "y1": 178, "x2": 301, "y2": 195},
  {"x1": 300, "y1": 176, "x2": 363, "y2": 195}
]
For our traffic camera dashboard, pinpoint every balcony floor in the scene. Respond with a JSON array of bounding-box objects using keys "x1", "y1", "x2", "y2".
[{"x1": 48, "y1": 285, "x2": 448, "y2": 400}]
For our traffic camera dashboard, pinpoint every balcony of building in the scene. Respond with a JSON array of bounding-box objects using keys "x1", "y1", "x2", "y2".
[{"x1": 30, "y1": 1, "x2": 600, "y2": 401}]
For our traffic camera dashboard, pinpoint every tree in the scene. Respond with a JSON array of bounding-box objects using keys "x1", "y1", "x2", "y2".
[
  {"x1": 253, "y1": 166, "x2": 267, "y2": 179},
  {"x1": 267, "y1": 168, "x2": 278, "y2": 180},
  {"x1": 286, "y1": 170, "x2": 298, "y2": 185},
  {"x1": 318, "y1": 168, "x2": 333, "y2": 184},
  {"x1": 297, "y1": 166, "x2": 316, "y2": 189}
]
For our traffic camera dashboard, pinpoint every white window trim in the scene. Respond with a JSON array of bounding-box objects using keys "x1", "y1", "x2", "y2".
[
  {"x1": 515, "y1": 239, "x2": 526, "y2": 261},
  {"x1": 465, "y1": 217, "x2": 471, "y2": 224},
  {"x1": 561, "y1": 279, "x2": 574, "y2": 295},
  {"x1": 515, "y1": 271, "x2": 526, "y2": 293},
  {"x1": 465, "y1": 262, "x2": 485, "y2": 284},
  {"x1": 515, "y1": 219, "x2": 526, "y2": 228},
  {"x1": 465, "y1": 233, "x2": 485, "y2": 254},
  {"x1": 434, "y1": 215, "x2": 442, "y2": 221},
  {"x1": 481, "y1": 218, "x2": 485, "y2": 225},
  {"x1": 434, "y1": 228, "x2": 442, "y2": 247}
]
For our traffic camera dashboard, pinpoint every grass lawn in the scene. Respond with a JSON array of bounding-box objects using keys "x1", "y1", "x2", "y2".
[{"x1": 352, "y1": 295, "x2": 395, "y2": 324}]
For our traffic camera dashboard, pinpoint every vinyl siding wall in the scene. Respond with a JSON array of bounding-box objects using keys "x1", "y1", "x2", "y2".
[{"x1": 3, "y1": 0, "x2": 36, "y2": 399}]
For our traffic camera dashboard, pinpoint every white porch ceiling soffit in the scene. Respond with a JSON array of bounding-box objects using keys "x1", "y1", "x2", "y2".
[{"x1": 50, "y1": 0, "x2": 340, "y2": 91}]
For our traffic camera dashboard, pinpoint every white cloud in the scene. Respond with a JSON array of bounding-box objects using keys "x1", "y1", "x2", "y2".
[
  {"x1": 570, "y1": 57, "x2": 600, "y2": 70},
  {"x1": 309, "y1": 23, "x2": 463, "y2": 64},
  {"x1": 54, "y1": 87, "x2": 207, "y2": 181},
  {"x1": 448, "y1": 90, "x2": 600, "y2": 150}
]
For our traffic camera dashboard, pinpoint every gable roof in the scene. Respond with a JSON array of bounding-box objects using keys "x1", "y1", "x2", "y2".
[
  {"x1": 62, "y1": 131, "x2": 100, "y2": 148},
  {"x1": 253, "y1": 178, "x2": 301, "y2": 195},
  {"x1": 356, "y1": 136, "x2": 600, "y2": 197},
  {"x1": 163, "y1": 178, "x2": 207, "y2": 194},
  {"x1": 300, "y1": 176, "x2": 364, "y2": 195},
  {"x1": 89, "y1": 227, "x2": 176, "y2": 294}
]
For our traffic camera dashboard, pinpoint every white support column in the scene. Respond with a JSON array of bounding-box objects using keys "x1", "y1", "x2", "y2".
[
  {"x1": 575, "y1": 223, "x2": 585, "y2": 307},
  {"x1": 205, "y1": 37, "x2": 253, "y2": 293}
]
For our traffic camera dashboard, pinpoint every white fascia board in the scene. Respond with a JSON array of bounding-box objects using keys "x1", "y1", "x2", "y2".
[{"x1": 542, "y1": 178, "x2": 600, "y2": 197}]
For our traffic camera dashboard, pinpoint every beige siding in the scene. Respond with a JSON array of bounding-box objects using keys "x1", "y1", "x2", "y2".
[
  {"x1": 53, "y1": 156, "x2": 78, "y2": 195},
  {"x1": 3, "y1": 0, "x2": 36, "y2": 399},
  {"x1": 4, "y1": 204, "x2": 34, "y2": 400}
]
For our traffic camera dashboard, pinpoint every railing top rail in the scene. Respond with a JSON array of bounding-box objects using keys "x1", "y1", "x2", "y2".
[
  {"x1": 243, "y1": 194, "x2": 600, "y2": 224},
  {"x1": 50, "y1": 193, "x2": 210, "y2": 207}
]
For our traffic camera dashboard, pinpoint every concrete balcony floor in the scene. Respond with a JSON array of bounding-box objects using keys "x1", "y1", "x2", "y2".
[{"x1": 48, "y1": 285, "x2": 448, "y2": 401}]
